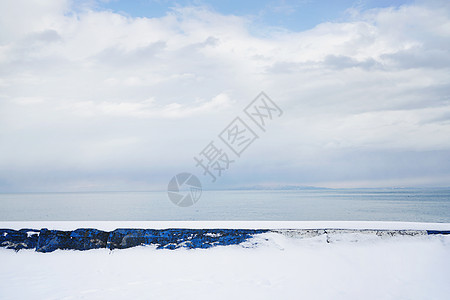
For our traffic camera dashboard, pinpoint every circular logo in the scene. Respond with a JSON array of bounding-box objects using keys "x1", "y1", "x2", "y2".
[{"x1": 167, "y1": 172, "x2": 202, "y2": 207}]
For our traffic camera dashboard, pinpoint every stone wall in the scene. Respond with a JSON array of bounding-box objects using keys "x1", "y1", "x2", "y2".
[
  {"x1": 1, "y1": 228, "x2": 449, "y2": 253},
  {"x1": 0, "y1": 228, "x2": 268, "y2": 252}
]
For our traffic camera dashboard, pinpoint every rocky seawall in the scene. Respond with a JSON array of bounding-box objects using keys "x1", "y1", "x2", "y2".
[
  {"x1": 0, "y1": 228, "x2": 268, "y2": 252},
  {"x1": 1, "y1": 228, "x2": 449, "y2": 253}
]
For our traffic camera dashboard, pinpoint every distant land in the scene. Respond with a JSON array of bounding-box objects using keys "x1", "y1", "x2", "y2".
[
  {"x1": 213, "y1": 185, "x2": 450, "y2": 191},
  {"x1": 227, "y1": 185, "x2": 331, "y2": 191}
]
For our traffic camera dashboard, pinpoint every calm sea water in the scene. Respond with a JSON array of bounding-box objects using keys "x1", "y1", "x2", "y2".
[{"x1": 0, "y1": 189, "x2": 449, "y2": 222}]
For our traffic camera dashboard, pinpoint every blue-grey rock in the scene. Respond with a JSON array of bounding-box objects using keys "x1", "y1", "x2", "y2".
[
  {"x1": 0, "y1": 229, "x2": 39, "y2": 250},
  {"x1": 427, "y1": 230, "x2": 450, "y2": 235},
  {"x1": 2, "y1": 227, "x2": 447, "y2": 253},
  {"x1": 36, "y1": 228, "x2": 109, "y2": 253},
  {"x1": 106, "y1": 229, "x2": 268, "y2": 250}
]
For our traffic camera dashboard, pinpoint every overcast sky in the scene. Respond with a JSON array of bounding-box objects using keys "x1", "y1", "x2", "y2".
[{"x1": 1, "y1": 0, "x2": 449, "y2": 192}]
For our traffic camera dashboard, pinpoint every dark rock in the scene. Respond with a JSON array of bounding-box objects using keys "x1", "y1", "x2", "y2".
[
  {"x1": 427, "y1": 230, "x2": 450, "y2": 235},
  {"x1": 3, "y1": 227, "x2": 448, "y2": 253},
  {"x1": 36, "y1": 228, "x2": 109, "y2": 253},
  {"x1": 0, "y1": 229, "x2": 39, "y2": 250},
  {"x1": 107, "y1": 228, "x2": 268, "y2": 250},
  {"x1": 2, "y1": 228, "x2": 267, "y2": 252}
]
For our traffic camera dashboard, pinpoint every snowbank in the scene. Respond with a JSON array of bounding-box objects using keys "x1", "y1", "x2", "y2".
[
  {"x1": 1, "y1": 231, "x2": 449, "y2": 300},
  {"x1": 1, "y1": 222, "x2": 449, "y2": 299}
]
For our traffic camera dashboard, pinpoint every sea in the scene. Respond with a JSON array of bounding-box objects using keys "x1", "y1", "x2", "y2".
[{"x1": 0, "y1": 189, "x2": 449, "y2": 222}]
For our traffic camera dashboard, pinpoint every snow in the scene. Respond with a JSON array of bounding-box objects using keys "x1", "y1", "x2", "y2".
[
  {"x1": 1, "y1": 224, "x2": 450, "y2": 299},
  {"x1": 26, "y1": 231, "x2": 38, "y2": 238}
]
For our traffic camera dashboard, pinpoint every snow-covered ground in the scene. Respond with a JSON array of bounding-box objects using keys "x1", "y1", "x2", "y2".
[{"x1": 1, "y1": 222, "x2": 450, "y2": 300}]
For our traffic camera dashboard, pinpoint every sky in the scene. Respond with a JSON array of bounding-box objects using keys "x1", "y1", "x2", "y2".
[{"x1": 0, "y1": 0, "x2": 449, "y2": 192}]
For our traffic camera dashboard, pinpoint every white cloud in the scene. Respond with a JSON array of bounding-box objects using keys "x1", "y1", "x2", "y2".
[
  {"x1": 59, "y1": 93, "x2": 233, "y2": 118},
  {"x1": 0, "y1": 1, "x2": 450, "y2": 191}
]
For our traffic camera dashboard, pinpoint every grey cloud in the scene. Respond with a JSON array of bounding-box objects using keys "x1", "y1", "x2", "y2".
[
  {"x1": 381, "y1": 48, "x2": 450, "y2": 70},
  {"x1": 420, "y1": 111, "x2": 450, "y2": 125},
  {"x1": 1, "y1": 2, "x2": 450, "y2": 191},
  {"x1": 265, "y1": 61, "x2": 306, "y2": 74},
  {"x1": 323, "y1": 55, "x2": 381, "y2": 70},
  {"x1": 93, "y1": 41, "x2": 167, "y2": 66},
  {"x1": 266, "y1": 56, "x2": 380, "y2": 75},
  {"x1": 26, "y1": 29, "x2": 62, "y2": 43},
  {"x1": 197, "y1": 36, "x2": 219, "y2": 48},
  {"x1": 223, "y1": 148, "x2": 450, "y2": 186},
  {"x1": 266, "y1": 56, "x2": 380, "y2": 74},
  {"x1": 386, "y1": 83, "x2": 450, "y2": 111}
]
